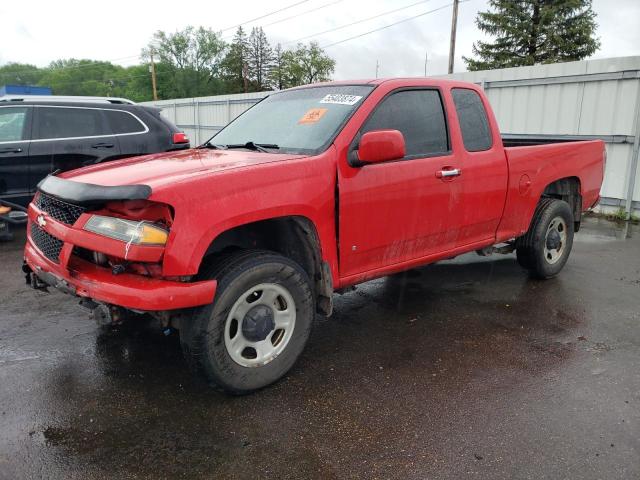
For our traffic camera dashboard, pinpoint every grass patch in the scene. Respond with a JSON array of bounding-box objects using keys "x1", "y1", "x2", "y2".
[{"x1": 604, "y1": 208, "x2": 640, "y2": 223}]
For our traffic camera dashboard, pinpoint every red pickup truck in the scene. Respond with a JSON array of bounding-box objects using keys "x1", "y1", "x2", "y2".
[{"x1": 23, "y1": 79, "x2": 605, "y2": 393}]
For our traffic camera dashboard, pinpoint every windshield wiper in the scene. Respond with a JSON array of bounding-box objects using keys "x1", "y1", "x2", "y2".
[
  {"x1": 224, "y1": 141, "x2": 280, "y2": 153},
  {"x1": 197, "y1": 141, "x2": 225, "y2": 150}
]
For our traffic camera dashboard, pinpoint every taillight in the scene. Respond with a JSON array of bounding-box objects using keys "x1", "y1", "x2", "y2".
[{"x1": 173, "y1": 132, "x2": 189, "y2": 144}]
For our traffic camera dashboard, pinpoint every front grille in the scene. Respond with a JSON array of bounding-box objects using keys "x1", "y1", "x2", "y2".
[
  {"x1": 30, "y1": 223, "x2": 64, "y2": 263},
  {"x1": 35, "y1": 193, "x2": 86, "y2": 226}
]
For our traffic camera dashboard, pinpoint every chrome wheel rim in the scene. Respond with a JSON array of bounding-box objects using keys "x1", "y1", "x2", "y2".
[
  {"x1": 224, "y1": 283, "x2": 296, "y2": 367},
  {"x1": 543, "y1": 216, "x2": 567, "y2": 265}
]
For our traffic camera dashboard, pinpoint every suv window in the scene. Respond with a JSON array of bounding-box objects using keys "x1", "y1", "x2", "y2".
[
  {"x1": 105, "y1": 110, "x2": 146, "y2": 134},
  {"x1": 0, "y1": 107, "x2": 28, "y2": 142},
  {"x1": 362, "y1": 89, "x2": 448, "y2": 157},
  {"x1": 452, "y1": 88, "x2": 493, "y2": 151},
  {"x1": 36, "y1": 107, "x2": 109, "y2": 140}
]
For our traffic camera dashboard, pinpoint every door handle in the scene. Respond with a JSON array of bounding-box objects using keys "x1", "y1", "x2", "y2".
[
  {"x1": 436, "y1": 168, "x2": 461, "y2": 178},
  {"x1": 0, "y1": 147, "x2": 23, "y2": 154},
  {"x1": 91, "y1": 143, "x2": 114, "y2": 149}
]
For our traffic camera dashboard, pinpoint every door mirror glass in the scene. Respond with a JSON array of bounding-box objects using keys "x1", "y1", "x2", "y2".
[{"x1": 358, "y1": 129, "x2": 405, "y2": 164}]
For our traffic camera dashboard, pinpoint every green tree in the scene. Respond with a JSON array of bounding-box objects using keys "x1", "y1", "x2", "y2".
[
  {"x1": 145, "y1": 26, "x2": 227, "y2": 98},
  {"x1": 279, "y1": 41, "x2": 335, "y2": 88},
  {"x1": 0, "y1": 60, "x2": 157, "y2": 101},
  {"x1": 0, "y1": 63, "x2": 45, "y2": 87},
  {"x1": 269, "y1": 44, "x2": 286, "y2": 90},
  {"x1": 39, "y1": 59, "x2": 126, "y2": 97},
  {"x1": 464, "y1": 0, "x2": 600, "y2": 71},
  {"x1": 221, "y1": 27, "x2": 250, "y2": 93},
  {"x1": 247, "y1": 27, "x2": 274, "y2": 91}
]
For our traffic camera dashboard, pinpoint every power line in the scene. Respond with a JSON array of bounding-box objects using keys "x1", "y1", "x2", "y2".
[
  {"x1": 221, "y1": 0, "x2": 344, "y2": 42},
  {"x1": 222, "y1": 0, "x2": 345, "y2": 40},
  {"x1": 219, "y1": 0, "x2": 312, "y2": 33},
  {"x1": 264, "y1": 0, "x2": 344, "y2": 29},
  {"x1": 284, "y1": 0, "x2": 434, "y2": 45},
  {"x1": 321, "y1": 2, "x2": 455, "y2": 49}
]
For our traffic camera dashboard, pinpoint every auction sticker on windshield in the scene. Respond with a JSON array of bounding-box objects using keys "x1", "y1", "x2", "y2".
[
  {"x1": 320, "y1": 94, "x2": 363, "y2": 106},
  {"x1": 299, "y1": 108, "x2": 328, "y2": 124}
]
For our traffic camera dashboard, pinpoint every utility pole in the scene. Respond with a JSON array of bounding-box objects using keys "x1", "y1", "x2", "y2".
[
  {"x1": 424, "y1": 51, "x2": 428, "y2": 76},
  {"x1": 149, "y1": 48, "x2": 158, "y2": 101},
  {"x1": 448, "y1": 0, "x2": 459, "y2": 74},
  {"x1": 375, "y1": 59, "x2": 379, "y2": 79}
]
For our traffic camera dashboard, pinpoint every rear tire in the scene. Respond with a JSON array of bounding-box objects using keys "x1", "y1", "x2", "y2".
[
  {"x1": 516, "y1": 198, "x2": 574, "y2": 279},
  {"x1": 180, "y1": 250, "x2": 314, "y2": 394}
]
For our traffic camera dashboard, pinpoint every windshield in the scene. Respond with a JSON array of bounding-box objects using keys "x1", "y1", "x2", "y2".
[{"x1": 209, "y1": 85, "x2": 374, "y2": 154}]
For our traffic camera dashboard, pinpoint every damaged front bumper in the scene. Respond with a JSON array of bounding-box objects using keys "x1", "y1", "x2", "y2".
[{"x1": 24, "y1": 194, "x2": 217, "y2": 312}]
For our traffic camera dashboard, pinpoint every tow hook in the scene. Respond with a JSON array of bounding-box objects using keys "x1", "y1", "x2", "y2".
[
  {"x1": 90, "y1": 303, "x2": 128, "y2": 327},
  {"x1": 23, "y1": 263, "x2": 49, "y2": 291},
  {"x1": 30, "y1": 274, "x2": 49, "y2": 291},
  {"x1": 22, "y1": 262, "x2": 33, "y2": 285}
]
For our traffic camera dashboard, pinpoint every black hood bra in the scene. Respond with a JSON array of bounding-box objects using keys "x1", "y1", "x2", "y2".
[{"x1": 37, "y1": 175, "x2": 151, "y2": 206}]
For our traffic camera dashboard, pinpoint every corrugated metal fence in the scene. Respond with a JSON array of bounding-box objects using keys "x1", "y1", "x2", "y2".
[
  {"x1": 143, "y1": 92, "x2": 268, "y2": 146},
  {"x1": 143, "y1": 56, "x2": 640, "y2": 213}
]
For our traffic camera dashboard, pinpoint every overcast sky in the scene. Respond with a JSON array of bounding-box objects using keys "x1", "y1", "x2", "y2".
[{"x1": 1, "y1": 0, "x2": 639, "y2": 80}]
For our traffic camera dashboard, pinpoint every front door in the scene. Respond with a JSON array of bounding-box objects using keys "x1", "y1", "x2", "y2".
[{"x1": 338, "y1": 89, "x2": 462, "y2": 278}]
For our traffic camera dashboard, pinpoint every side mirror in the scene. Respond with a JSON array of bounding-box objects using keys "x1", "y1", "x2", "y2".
[{"x1": 357, "y1": 129, "x2": 406, "y2": 164}]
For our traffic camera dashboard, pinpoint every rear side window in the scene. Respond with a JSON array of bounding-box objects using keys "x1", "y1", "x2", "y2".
[
  {"x1": 105, "y1": 110, "x2": 147, "y2": 134},
  {"x1": 362, "y1": 89, "x2": 448, "y2": 157},
  {"x1": 36, "y1": 107, "x2": 108, "y2": 139},
  {"x1": 452, "y1": 88, "x2": 493, "y2": 151},
  {"x1": 0, "y1": 107, "x2": 28, "y2": 142}
]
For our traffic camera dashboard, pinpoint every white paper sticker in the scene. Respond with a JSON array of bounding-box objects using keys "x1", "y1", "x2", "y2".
[{"x1": 320, "y1": 94, "x2": 363, "y2": 106}]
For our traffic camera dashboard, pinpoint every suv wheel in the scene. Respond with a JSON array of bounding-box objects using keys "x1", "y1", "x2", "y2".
[{"x1": 180, "y1": 250, "x2": 314, "y2": 394}]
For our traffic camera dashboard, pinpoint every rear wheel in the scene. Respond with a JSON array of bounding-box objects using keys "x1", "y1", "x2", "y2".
[
  {"x1": 180, "y1": 250, "x2": 314, "y2": 394},
  {"x1": 516, "y1": 198, "x2": 574, "y2": 279}
]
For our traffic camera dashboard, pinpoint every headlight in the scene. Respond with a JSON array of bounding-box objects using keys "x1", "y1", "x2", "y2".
[{"x1": 84, "y1": 215, "x2": 168, "y2": 246}]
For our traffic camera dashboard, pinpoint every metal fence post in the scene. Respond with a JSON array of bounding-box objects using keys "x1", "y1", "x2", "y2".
[
  {"x1": 625, "y1": 79, "x2": 640, "y2": 217},
  {"x1": 194, "y1": 99, "x2": 200, "y2": 145}
]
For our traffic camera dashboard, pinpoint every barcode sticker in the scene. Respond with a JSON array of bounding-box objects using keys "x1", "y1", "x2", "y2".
[{"x1": 320, "y1": 94, "x2": 363, "y2": 106}]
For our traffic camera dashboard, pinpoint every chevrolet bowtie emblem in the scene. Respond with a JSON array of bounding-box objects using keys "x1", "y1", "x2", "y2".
[{"x1": 36, "y1": 214, "x2": 47, "y2": 227}]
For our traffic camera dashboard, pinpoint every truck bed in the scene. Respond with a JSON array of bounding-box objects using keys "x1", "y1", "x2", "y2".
[{"x1": 496, "y1": 139, "x2": 605, "y2": 242}]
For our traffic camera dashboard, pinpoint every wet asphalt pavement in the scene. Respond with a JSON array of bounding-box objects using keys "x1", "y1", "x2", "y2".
[{"x1": 0, "y1": 217, "x2": 639, "y2": 479}]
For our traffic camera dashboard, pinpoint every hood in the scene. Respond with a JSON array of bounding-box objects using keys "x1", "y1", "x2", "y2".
[{"x1": 60, "y1": 148, "x2": 308, "y2": 190}]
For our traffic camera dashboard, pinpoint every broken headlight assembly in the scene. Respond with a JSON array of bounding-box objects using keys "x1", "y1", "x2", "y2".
[{"x1": 83, "y1": 215, "x2": 168, "y2": 246}]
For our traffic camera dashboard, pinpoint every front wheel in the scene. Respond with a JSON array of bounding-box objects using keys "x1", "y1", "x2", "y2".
[
  {"x1": 180, "y1": 250, "x2": 314, "y2": 394},
  {"x1": 516, "y1": 198, "x2": 575, "y2": 279}
]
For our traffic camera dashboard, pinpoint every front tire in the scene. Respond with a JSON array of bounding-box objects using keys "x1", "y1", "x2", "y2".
[
  {"x1": 516, "y1": 198, "x2": 574, "y2": 279},
  {"x1": 180, "y1": 250, "x2": 314, "y2": 394}
]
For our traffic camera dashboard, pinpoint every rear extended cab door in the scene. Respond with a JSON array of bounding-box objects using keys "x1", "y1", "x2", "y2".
[
  {"x1": 0, "y1": 105, "x2": 33, "y2": 206},
  {"x1": 447, "y1": 86, "x2": 508, "y2": 247},
  {"x1": 29, "y1": 105, "x2": 122, "y2": 194}
]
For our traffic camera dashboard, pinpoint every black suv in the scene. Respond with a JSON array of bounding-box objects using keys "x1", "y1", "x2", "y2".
[{"x1": 0, "y1": 96, "x2": 190, "y2": 208}]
